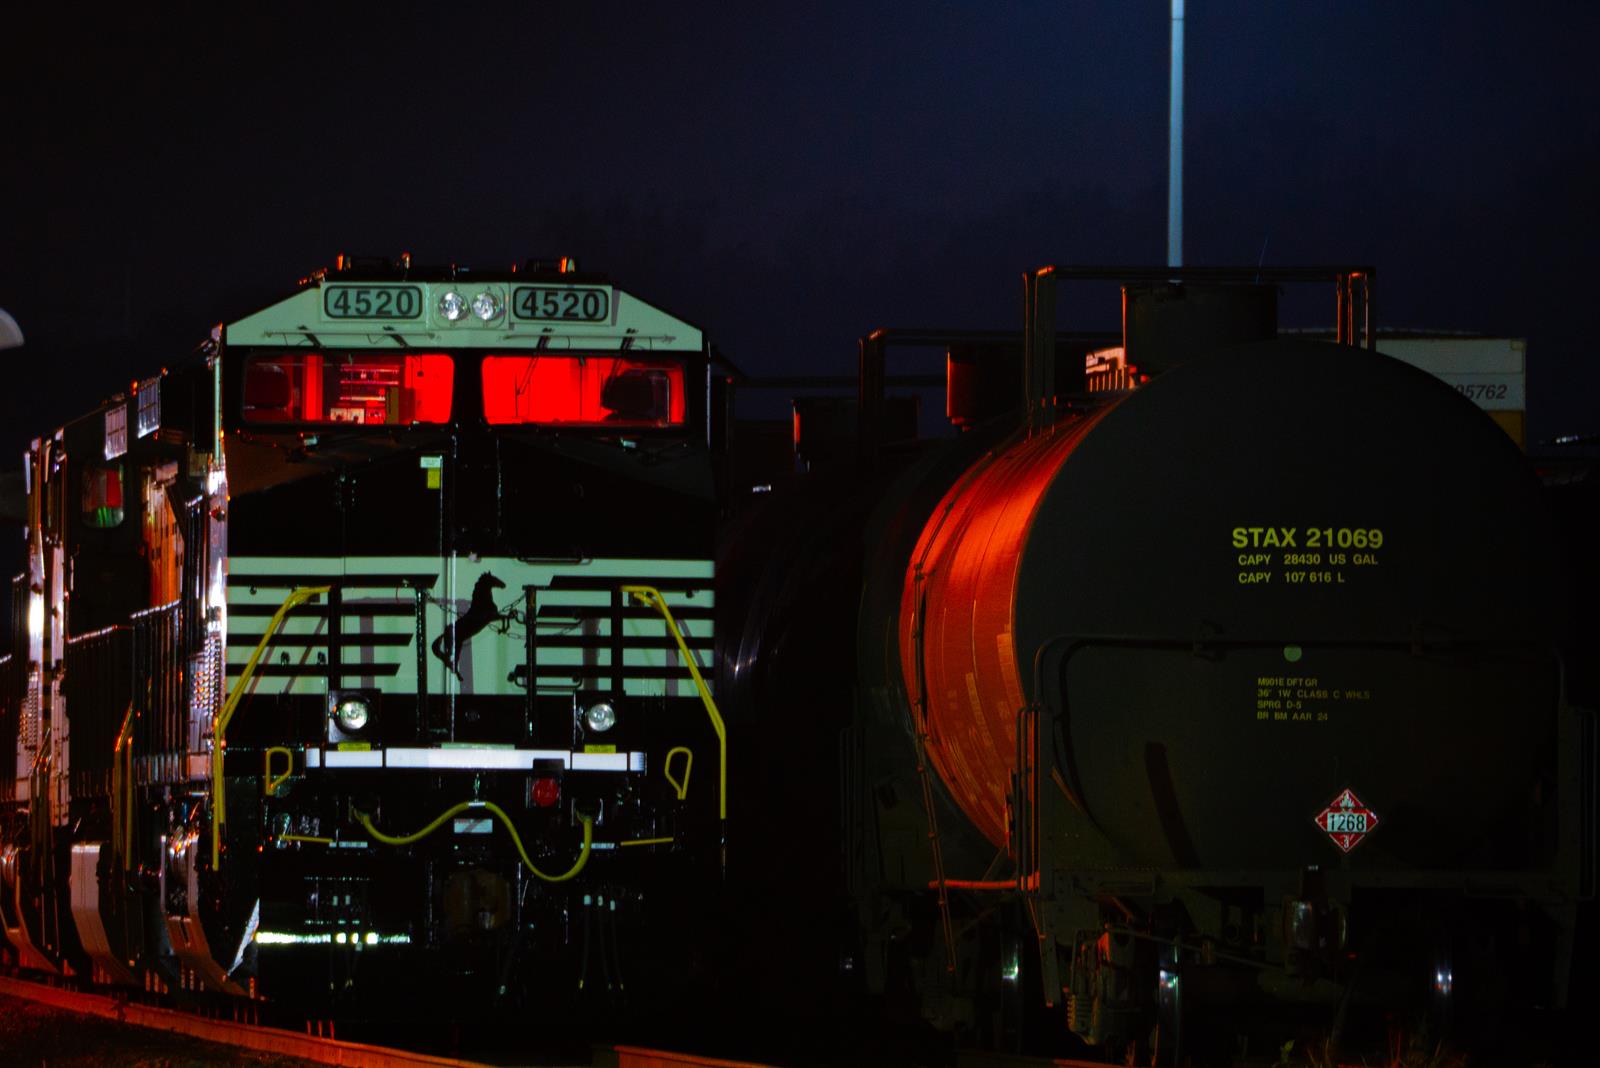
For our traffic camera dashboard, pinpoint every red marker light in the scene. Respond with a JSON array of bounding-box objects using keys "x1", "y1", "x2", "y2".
[{"x1": 531, "y1": 777, "x2": 561, "y2": 808}]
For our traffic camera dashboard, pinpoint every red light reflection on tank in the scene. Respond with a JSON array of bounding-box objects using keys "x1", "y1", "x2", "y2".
[{"x1": 897, "y1": 407, "x2": 1116, "y2": 848}]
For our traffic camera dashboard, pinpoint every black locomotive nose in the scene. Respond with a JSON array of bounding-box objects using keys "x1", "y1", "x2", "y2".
[{"x1": 449, "y1": 427, "x2": 501, "y2": 553}]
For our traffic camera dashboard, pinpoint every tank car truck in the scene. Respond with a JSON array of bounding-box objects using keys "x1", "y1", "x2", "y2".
[
  {"x1": 0, "y1": 257, "x2": 724, "y2": 1017},
  {"x1": 716, "y1": 266, "x2": 1591, "y2": 1064}
]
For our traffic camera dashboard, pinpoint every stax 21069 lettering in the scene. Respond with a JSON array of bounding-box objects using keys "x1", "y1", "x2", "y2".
[{"x1": 1231, "y1": 525, "x2": 1385, "y2": 549}]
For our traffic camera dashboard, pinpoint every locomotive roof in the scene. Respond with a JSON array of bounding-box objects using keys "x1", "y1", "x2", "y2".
[{"x1": 224, "y1": 265, "x2": 704, "y2": 352}]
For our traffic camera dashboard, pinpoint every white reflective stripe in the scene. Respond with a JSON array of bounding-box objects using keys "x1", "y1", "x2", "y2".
[
  {"x1": 383, "y1": 748, "x2": 564, "y2": 770},
  {"x1": 570, "y1": 752, "x2": 629, "y2": 771},
  {"x1": 452, "y1": 819, "x2": 493, "y2": 834},
  {"x1": 323, "y1": 750, "x2": 383, "y2": 768},
  {"x1": 300, "y1": 747, "x2": 645, "y2": 771}
]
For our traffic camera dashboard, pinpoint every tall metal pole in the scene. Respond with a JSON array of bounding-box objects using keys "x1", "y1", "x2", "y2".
[{"x1": 1167, "y1": 0, "x2": 1185, "y2": 268}]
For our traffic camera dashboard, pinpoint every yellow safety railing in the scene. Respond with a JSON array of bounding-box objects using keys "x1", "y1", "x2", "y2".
[
  {"x1": 110, "y1": 702, "x2": 135, "y2": 871},
  {"x1": 663, "y1": 745, "x2": 693, "y2": 801},
  {"x1": 620, "y1": 586, "x2": 726, "y2": 822},
  {"x1": 263, "y1": 747, "x2": 294, "y2": 797},
  {"x1": 212, "y1": 585, "x2": 331, "y2": 869},
  {"x1": 352, "y1": 801, "x2": 594, "y2": 883}
]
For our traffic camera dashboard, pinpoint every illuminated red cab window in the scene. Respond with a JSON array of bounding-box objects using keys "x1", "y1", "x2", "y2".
[
  {"x1": 482, "y1": 355, "x2": 686, "y2": 427},
  {"x1": 81, "y1": 463, "x2": 125, "y2": 529},
  {"x1": 242, "y1": 353, "x2": 453, "y2": 425}
]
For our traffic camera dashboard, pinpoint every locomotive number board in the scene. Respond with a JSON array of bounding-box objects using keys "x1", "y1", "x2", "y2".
[
  {"x1": 511, "y1": 285, "x2": 611, "y2": 323},
  {"x1": 324, "y1": 285, "x2": 424, "y2": 320}
]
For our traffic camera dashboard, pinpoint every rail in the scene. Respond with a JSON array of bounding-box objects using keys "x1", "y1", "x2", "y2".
[
  {"x1": 0, "y1": 974, "x2": 499, "y2": 1067},
  {"x1": 211, "y1": 584, "x2": 331, "y2": 869},
  {"x1": 620, "y1": 585, "x2": 726, "y2": 823},
  {"x1": 1, "y1": 973, "x2": 802, "y2": 1067}
]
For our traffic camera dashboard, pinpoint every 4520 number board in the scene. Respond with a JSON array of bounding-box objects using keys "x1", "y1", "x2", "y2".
[
  {"x1": 512, "y1": 286, "x2": 610, "y2": 323},
  {"x1": 324, "y1": 285, "x2": 423, "y2": 320}
]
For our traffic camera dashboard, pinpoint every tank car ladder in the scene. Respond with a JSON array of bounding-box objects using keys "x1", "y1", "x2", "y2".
[{"x1": 910, "y1": 569, "x2": 959, "y2": 973}]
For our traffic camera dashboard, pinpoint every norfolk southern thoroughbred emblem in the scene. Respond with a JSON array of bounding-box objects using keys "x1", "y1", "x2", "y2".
[
  {"x1": 1314, "y1": 788, "x2": 1380, "y2": 853},
  {"x1": 432, "y1": 571, "x2": 509, "y2": 679}
]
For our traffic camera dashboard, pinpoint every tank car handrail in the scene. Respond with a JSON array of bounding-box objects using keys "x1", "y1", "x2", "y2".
[
  {"x1": 211, "y1": 584, "x2": 332, "y2": 870},
  {"x1": 1040, "y1": 264, "x2": 1373, "y2": 282},
  {"x1": 620, "y1": 585, "x2": 726, "y2": 825},
  {"x1": 1031, "y1": 264, "x2": 1376, "y2": 351}
]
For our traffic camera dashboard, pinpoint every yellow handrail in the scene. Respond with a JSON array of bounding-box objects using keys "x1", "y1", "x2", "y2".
[
  {"x1": 663, "y1": 746, "x2": 693, "y2": 801},
  {"x1": 212, "y1": 585, "x2": 331, "y2": 869},
  {"x1": 111, "y1": 702, "x2": 135, "y2": 871},
  {"x1": 620, "y1": 586, "x2": 726, "y2": 821},
  {"x1": 352, "y1": 800, "x2": 594, "y2": 883},
  {"x1": 263, "y1": 747, "x2": 294, "y2": 797}
]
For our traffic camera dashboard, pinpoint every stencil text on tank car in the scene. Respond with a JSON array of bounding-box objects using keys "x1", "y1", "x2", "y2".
[
  {"x1": 1232, "y1": 525, "x2": 1385, "y2": 586},
  {"x1": 1255, "y1": 675, "x2": 1374, "y2": 724}
]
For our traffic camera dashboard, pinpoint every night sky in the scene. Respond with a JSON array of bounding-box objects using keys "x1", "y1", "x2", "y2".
[{"x1": 3, "y1": 2, "x2": 1598, "y2": 462}]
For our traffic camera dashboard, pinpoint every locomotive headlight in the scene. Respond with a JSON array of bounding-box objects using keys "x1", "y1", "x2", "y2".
[
  {"x1": 470, "y1": 291, "x2": 502, "y2": 321},
  {"x1": 333, "y1": 697, "x2": 371, "y2": 734},
  {"x1": 582, "y1": 701, "x2": 617, "y2": 733},
  {"x1": 327, "y1": 689, "x2": 379, "y2": 743},
  {"x1": 437, "y1": 290, "x2": 469, "y2": 322}
]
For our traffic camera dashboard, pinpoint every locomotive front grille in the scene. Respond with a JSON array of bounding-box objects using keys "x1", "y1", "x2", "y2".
[{"x1": 224, "y1": 556, "x2": 714, "y2": 700}]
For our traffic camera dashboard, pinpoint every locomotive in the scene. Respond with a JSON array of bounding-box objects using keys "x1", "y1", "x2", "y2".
[
  {"x1": 0, "y1": 257, "x2": 724, "y2": 1012},
  {"x1": 716, "y1": 267, "x2": 1590, "y2": 1061}
]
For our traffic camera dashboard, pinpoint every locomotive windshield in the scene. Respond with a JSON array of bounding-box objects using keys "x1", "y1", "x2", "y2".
[
  {"x1": 482, "y1": 354, "x2": 686, "y2": 427},
  {"x1": 242, "y1": 352, "x2": 454, "y2": 425}
]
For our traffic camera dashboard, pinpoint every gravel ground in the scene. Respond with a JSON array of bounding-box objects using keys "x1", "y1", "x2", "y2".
[{"x1": 0, "y1": 994, "x2": 325, "y2": 1068}]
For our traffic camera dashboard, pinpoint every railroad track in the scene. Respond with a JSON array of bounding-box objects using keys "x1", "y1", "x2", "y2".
[
  {"x1": 0, "y1": 975, "x2": 781, "y2": 1068},
  {"x1": 1, "y1": 974, "x2": 1117, "y2": 1067}
]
